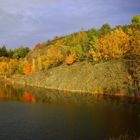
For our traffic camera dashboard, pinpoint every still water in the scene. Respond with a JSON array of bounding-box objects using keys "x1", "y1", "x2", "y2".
[{"x1": 0, "y1": 81, "x2": 140, "y2": 140}]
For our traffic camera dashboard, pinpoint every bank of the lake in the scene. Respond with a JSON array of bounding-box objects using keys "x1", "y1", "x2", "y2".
[{"x1": 8, "y1": 59, "x2": 140, "y2": 96}]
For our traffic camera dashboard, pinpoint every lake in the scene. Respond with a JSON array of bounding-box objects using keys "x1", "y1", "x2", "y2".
[{"x1": 0, "y1": 81, "x2": 140, "y2": 140}]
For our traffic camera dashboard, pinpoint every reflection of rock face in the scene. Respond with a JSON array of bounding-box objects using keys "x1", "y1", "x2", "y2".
[
  {"x1": 0, "y1": 80, "x2": 140, "y2": 107},
  {"x1": 0, "y1": 81, "x2": 23, "y2": 100},
  {"x1": 23, "y1": 92, "x2": 32, "y2": 102}
]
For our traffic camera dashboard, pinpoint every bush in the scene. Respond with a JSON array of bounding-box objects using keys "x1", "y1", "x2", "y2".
[{"x1": 65, "y1": 55, "x2": 75, "y2": 65}]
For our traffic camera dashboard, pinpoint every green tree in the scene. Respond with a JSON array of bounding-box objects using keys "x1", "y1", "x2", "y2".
[
  {"x1": 8, "y1": 49, "x2": 14, "y2": 58},
  {"x1": 99, "y1": 23, "x2": 112, "y2": 36},
  {"x1": 131, "y1": 14, "x2": 140, "y2": 24},
  {"x1": 87, "y1": 27, "x2": 99, "y2": 50},
  {"x1": 12, "y1": 47, "x2": 30, "y2": 59},
  {"x1": 70, "y1": 29, "x2": 89, "y2": 60},
  {"x1": 0, "y1": 46, "x2": 8, "y2": 57}
]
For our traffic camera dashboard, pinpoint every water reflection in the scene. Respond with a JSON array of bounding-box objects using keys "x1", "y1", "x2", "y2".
[
  {"x1": 0, "y1": 81, "x2": 140, "y2": 139},
  {"x1": 23, "y1": 92, "x2": 33, "y2": 102},
  {"x1": 0, "y1": 81, "x2": 140, "y2": 105}
]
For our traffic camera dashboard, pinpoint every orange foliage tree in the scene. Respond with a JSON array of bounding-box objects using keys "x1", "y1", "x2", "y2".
[
  {"x1": 34, "y1": 43, "x2": 42, "y2": 50},
  {"x1": 65, "y1": 55, "x2": 74, "y2": 65},
  {"x1": 0, "y1": 57, "x2": 23, "y2": 76},
  {"x1": 23, "y1": 63, "x2": 32, "y2": 74}
]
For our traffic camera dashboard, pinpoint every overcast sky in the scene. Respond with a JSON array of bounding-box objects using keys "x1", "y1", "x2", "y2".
[{"x1": 0, "y1": 0, "x2": 140, "y2": 49}]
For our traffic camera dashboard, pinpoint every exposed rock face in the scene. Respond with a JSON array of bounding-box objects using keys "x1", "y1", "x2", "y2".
[{"x1": 10, "y1": 59, "x2": 140, "y2": 95}]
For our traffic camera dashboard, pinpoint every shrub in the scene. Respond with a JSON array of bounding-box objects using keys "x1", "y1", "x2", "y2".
[
  {"x1": 65, "y1": 55, "x2": 75, "y2": 65},
  {"x1": 23, "y1": 63, "x2": 32, "y2": 74}
]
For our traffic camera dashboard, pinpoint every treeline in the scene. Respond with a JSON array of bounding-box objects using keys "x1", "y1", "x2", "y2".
[
  {"x1": 30, "y1": 14, "x2": 140, "y2": 69},
  {"x1": 0, "y1": 14, "x2": 140, "y2": 76},
  {"x1": 0, "y1": 46, "x2": 30, "y2": 59},
  {"x1": 0, "y1": 46, "x2": 30, "y2": 76}
]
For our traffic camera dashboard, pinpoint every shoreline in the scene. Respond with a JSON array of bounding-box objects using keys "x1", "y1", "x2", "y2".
[
  {"x1": 1, "y1": 59, "x2": 140, "y2": 99},
  {"x1": 3, "y1": 76, "x2": 140, "y2": 100}
]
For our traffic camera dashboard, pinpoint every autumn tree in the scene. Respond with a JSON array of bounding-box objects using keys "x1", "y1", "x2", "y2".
[
  {"x1": 66, "y1": 29, "x2": 89, "y2": 61},
  {"x1": 127, "y1": 28, "x2": 140, "y2": 57},
  {"x1": 32, "y1": 58, "x2": 36, "y2": 72},
  {"x1": 34, "y1": 43, "x2": 42, "y2": 50},
  {"x1": 45, "y1": 46, "x2": 64, "y2": 67},
  {"x1": 0, "y1": 62, "x2": 8, "y2": 75},
  {"x1": 89, "y1": 28, "x2": 129, "y2": 62},
  {"x1": 23, "y1": 63, "x2": 32, "y2": 74},
  {"x1": 65, "y1": 54, "x2": 75, "y2": 65},
  {"x1": 63, "y1": 35, "x2": 73, "y2": 46}
]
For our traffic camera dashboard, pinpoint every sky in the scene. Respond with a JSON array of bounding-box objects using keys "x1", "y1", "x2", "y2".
[{"x1": 0, "y1": 0, "x2": 140, "y2": 49}]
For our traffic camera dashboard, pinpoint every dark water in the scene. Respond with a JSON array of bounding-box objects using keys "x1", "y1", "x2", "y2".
[{"x1": 0, "y1": 81, "x2": 140, "y2": 140}]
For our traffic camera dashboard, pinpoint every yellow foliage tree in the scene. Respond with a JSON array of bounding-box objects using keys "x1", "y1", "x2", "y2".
[
  {"x1": 0, "y1": 62, "x2": 8, "y2": 75},
  {"x1": 89, "y1": 28, "x2": 129, "y2": 61},
  {"x1": 32, "y1": 58, "x2": 36, "y2": 72},
  {"x1": 127, "y1": 29, "x2": 140, "y2": 56},
  {"x1": 45, "y1": 46, "x2": 64, "y2": 67}
]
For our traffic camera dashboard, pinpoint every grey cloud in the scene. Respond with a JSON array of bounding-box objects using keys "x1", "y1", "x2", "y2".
[{"x1": 0, "y1": 0, "x2": 140, "y2": 49}]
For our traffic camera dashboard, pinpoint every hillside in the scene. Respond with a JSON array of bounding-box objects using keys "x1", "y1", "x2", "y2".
[{"x1": 10, "y1": 59, "x2": 140, "y2": 95}]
